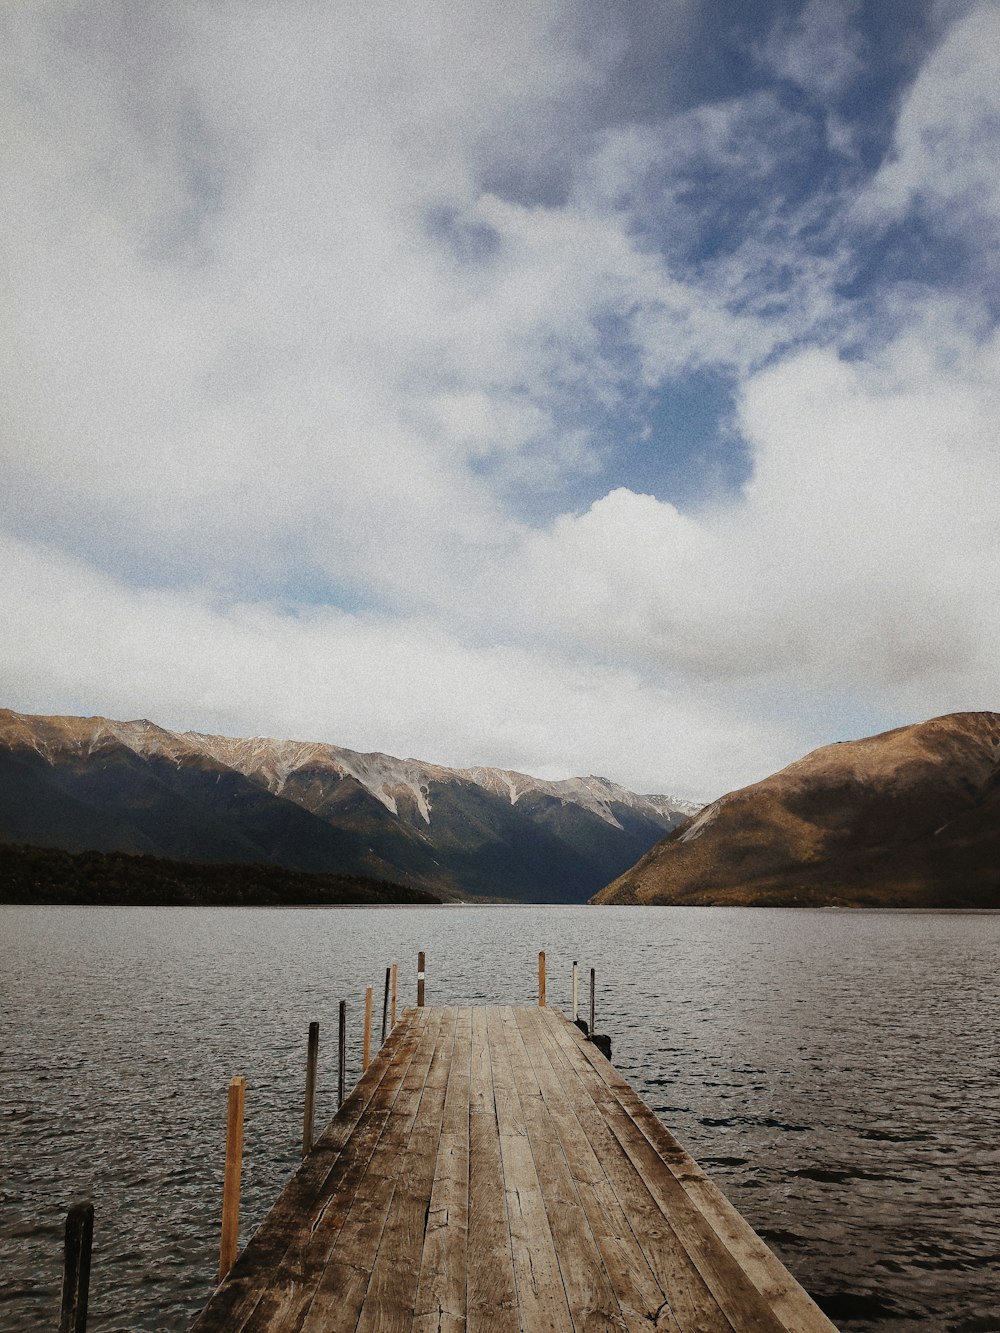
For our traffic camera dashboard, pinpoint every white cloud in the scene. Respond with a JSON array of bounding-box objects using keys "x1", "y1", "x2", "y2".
[
  {"x1": 0, "y1": 531, "x2": 790, "y2": 797},
  {"x1": 2, "y1": 0, "x2": 999, "y2": 800},
  {"x1": 860, "y1": 2, "x2": 1000, "y2": 250},
  {"x1": 481, "y1": 325, "x2": 1000, "y2": 719},
  {"x1": 761, "y1": 0, "x2": 864, "y2": 98},
  {"x1": 0, "y1": 0, "x2": 737, "y2": 593}
]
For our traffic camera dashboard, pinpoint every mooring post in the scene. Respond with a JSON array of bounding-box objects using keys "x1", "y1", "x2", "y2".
[
  {"x1": 59, "y1": 1201, "x2": 93, "y2": 1333},
  {"x1": 390, "y1": 962, "x2": 398, "y2": 1028},
  {"x1": 337, "y1": 1000, "x2": 347, "y2": 1107},
  {"x1": 417, "y1": 951, "x2": 425, "y2": 1007},
  {"x1": 538, "y1": 951, "x2": 546, "y2": 1006},
  {"x1": 218, "y1": 1076, "x2": 245, "y2": 1282},
  {"x1": 590, "y1": 967, "x2": 596, "y2": 1037},
  {"x1": 380, "y1": 966, "x2": 391, "y2": 1044},
  {"x1": 363, "y1": 985, "x2": 373, "y2": 1071},
  {"x1": 302, "y1": 1021, "x2": 319, "y2": 1157},
  {"x1": 572, "y1": 960, "x2": 579, "y2": 1021}
]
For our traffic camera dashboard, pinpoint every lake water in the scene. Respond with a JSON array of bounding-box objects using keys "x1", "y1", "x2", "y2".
[{"x1": 2, "y1": 904, "x2": 998, "y2": 1332}]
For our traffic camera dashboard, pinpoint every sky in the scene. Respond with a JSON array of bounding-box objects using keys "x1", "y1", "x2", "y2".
[{"x1": 2, "y1": 0, "x2": 999, "y2": 800}]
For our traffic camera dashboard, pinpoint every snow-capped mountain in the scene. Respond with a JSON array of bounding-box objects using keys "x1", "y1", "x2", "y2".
[
  {"x1": 184, "y1": 731, "x2": 699, "y2": 829},
  {"x1": 0, "y1": 709, "x2": 699, "y2": 903}
]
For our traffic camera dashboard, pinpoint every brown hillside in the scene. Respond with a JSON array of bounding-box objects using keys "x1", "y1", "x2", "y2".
[{"x1": 592, "y1": 712, "x2": 1000, "y2": 907}]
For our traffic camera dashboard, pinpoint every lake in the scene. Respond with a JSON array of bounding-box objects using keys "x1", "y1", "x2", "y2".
[{"x1": 2, "y1": 905, "x2": 998, "y2": 1332}]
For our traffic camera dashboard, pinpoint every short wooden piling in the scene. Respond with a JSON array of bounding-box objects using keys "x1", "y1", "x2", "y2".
[
  {"x1": 538, "y1": 950, "x2": 546, "y2": 1006},
  {"x1": 302, "y1": 1022, "x2": 319, "y2": 1157},
  {"x1": 572, "y1": 960, "x2": 579, "y2": 1020},
  {"x1": 218, "y1": 1076, "x2": 245, "y2": 1283},
  {"x1": 390, "y1": 962, "x2": 397, "y2": 1028},
  {"x1": 589, "y1": 966, "x2": 596, "y2": 1036},
  {"x1": 337, "y1": 1001, "x2": 346, "y2": 1107},
  {"x1": 362, "y1": 986, "x2": 373, "y2": 1071},
  {"x1": 417, "y1": 951, "x2": 426, "y2": 1008},
  {"x1": 380, "y1": 966, "x2": 391, "y2": 1044},
  {"x1": 59, "y1": 1201, "x2": 93, "y2": 1333}
]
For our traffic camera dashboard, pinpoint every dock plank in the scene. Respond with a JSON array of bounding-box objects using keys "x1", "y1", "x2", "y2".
[
  {"x1": 540, "y1": 1010, "x2": 831, "y2": 1333},
  {"x1": 510, "y1": 1007, "x2": 681, "y2": 1333},
  {"x1": 490, "y1": 1005, "x2": 575, "y2": 1333},
  {"x1": 466, "y1": 1006, "x2": 520, "y2": 1333},
  {"x1": 297, "y1": 1008, "x2": 451, "y2": 1333},
  {"x1": 412, "y1": 1005, "x2": 473, "y2": 1332},
  {"x1": 352, "y1": 1006, "x2": 457, "y2": 1332},
  {"x1": 190, "y1": 1008, "x2": 429, "y2": 1333},
  {"x1": 500, "y1": 1006, "x2": 629, "y2": 1333},
  {"x1": 192, "y1": 1005, "x2": 838, "y2": 1333},
  {"x1": 244, "y1": 1008, "x2": 446, "y2": 1333},
  {"x1": 523, "y1": 1007, "x2": 733, "y2": 1333},
  {"x1": 544, "y1": 1012, "x2": 839, "y2": 1333}
]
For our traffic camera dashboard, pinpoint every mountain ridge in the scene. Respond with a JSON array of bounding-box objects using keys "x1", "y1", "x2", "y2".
[{"x1": 0, "y1": 708, "x2": 698, "y2": 903}]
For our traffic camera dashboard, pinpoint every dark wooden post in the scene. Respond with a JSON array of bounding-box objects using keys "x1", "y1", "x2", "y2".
[
  {"x1": 380, "y1": 966, "x2": 391, "y2": 1044},
  {"x1": 337, "y1": 1000, "x2": 347, "y2": 1107},
  {"x1": 589, "y1": 967, "x2": 596, "y2": 1037},
  {"x1": 538, "y1": 951, "x2": 546, "y2": 1007},
  {"x1": 390, "y1": 962, "x2": 398, "y2": 1028},
  {"x1": 572, "y1": 960, "x2": 579, "y2": 1021},
  {"x1": 362, "y1": 985, "x2": 373, "y2": 1071},
  {"x1": 302, "y1": 1022, "x2": 319, "y2": 1157},
  {"x1": 219, "y1": 1076, "x2": 245, "y2": 1282},
  {"x1": 59, "y1": 1201, "x2": 93, "y2": 1333},
  {"x1": 417, "y1": 951, "x2": 425, "y2": 1007}
]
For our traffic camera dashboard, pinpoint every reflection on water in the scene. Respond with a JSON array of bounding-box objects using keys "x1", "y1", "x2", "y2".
[{"x1": 2, "y1": 905, "x2": 999, "y2": 1331}]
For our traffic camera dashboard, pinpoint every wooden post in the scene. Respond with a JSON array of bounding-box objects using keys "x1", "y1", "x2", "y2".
[
  {"x1": 380, "y1": 966, "x2": 391, "y2": 1044},
  {"x1": 363, "y1": 986, "x2": 373, "y2": 1071},
  {"x1": 417, "y1": 951, "x2": 425, "y2": 1007},
  {"x1": 302, "y1": 1021, "x2": 319, "y2": 1157},
  {"x1": 390, "y1": 962, "x2": 398, "y2": 1028},
  {"x1": 572, "y1": 960, "x2": 579, "y2": 1021},
  {"x1": 538, "y1": 951, "x2": 546, "y2": 1007},
  {"x1": 59, "y1": 1201, "x2": 93, "y2": 1333},
  {"x1": 589, "y1": 967, "x2": 596, "y2": 1037},
  {"x1": 337, "y1": 1000, "x2": 346, "y2": 1107},
  {"x1": 218, "y1": 1076, "x2": 245, "y2": 1282}
]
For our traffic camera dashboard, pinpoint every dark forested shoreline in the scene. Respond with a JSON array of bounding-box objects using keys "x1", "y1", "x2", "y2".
[{"x1": 0, "y1": 842, "x2": 440, "y2": 907}]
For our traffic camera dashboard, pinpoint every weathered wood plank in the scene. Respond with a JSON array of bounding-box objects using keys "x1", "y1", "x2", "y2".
[
  {"x1": 411, "y1": 1005, "x2": 473, "y2": 1330},
  {"x1": 546, "y1": 1015, "x2": 838, "y2": 1333},
  {"x1": 295, "y1": 1008, "x2": 452, "y2": 1333},
  {"x1": 193, "y1": 1006, "x2": 838, "y2": 1333},
  {"x1": 239, "y1": 1008, "x2": 445, "y2": 1332},
  {"x1": 523, "y1": 1007, "x2": 730, "y2": 1333},
  {"x1": 499, "y1": 1007, "x2": 629, "y2": 1333},
  {"x1": 351, "y1": 1007, "x2": 458, "y2": 1332},
  {"x1": 540, "y1": 1010, "x2": 812, "y2": 1333},
  {"x1": 512, "y1": 1012, "x2": 676, "y2": 1333},
  {"x1": 466, "y1": 1006, "x2": 519, "y2": 1333},
  {"x1": 191, "y1": 1009, "x2": 428, "y2": 1332},
  {"x1": 490, "y1": 1006, "x2": 575, "y2": 1333}
]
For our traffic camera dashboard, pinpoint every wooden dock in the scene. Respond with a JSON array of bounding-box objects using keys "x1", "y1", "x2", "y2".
[{"x1": 191, "y1": 1005, "x2": 838, "y2": 1332}]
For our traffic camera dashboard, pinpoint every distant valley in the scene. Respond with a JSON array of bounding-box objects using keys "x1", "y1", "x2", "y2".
[
  {"x1": 0, "y1": 709, "x2": 698, "y2": 904},
  {"x1": 593, "y1": 711, "x2": 1000, "y2": 908}
]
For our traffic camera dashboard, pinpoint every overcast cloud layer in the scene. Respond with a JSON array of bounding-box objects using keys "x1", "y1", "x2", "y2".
[{"x1": 2, "y1": 0, "x2": 998, "y2": 798}]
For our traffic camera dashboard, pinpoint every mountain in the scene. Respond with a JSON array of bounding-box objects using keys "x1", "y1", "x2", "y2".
[
  {"x1": 0, "y1": 709, "x2": 698, "y2": 903},
  {"x1": 592, "y1": 711, "x2": 1000, "y2": 908}
]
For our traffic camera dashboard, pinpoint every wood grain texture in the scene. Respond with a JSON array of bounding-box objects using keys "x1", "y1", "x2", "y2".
[{"x1": 192, "y1": 1006, "x2": 839, "y2": 1333}]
